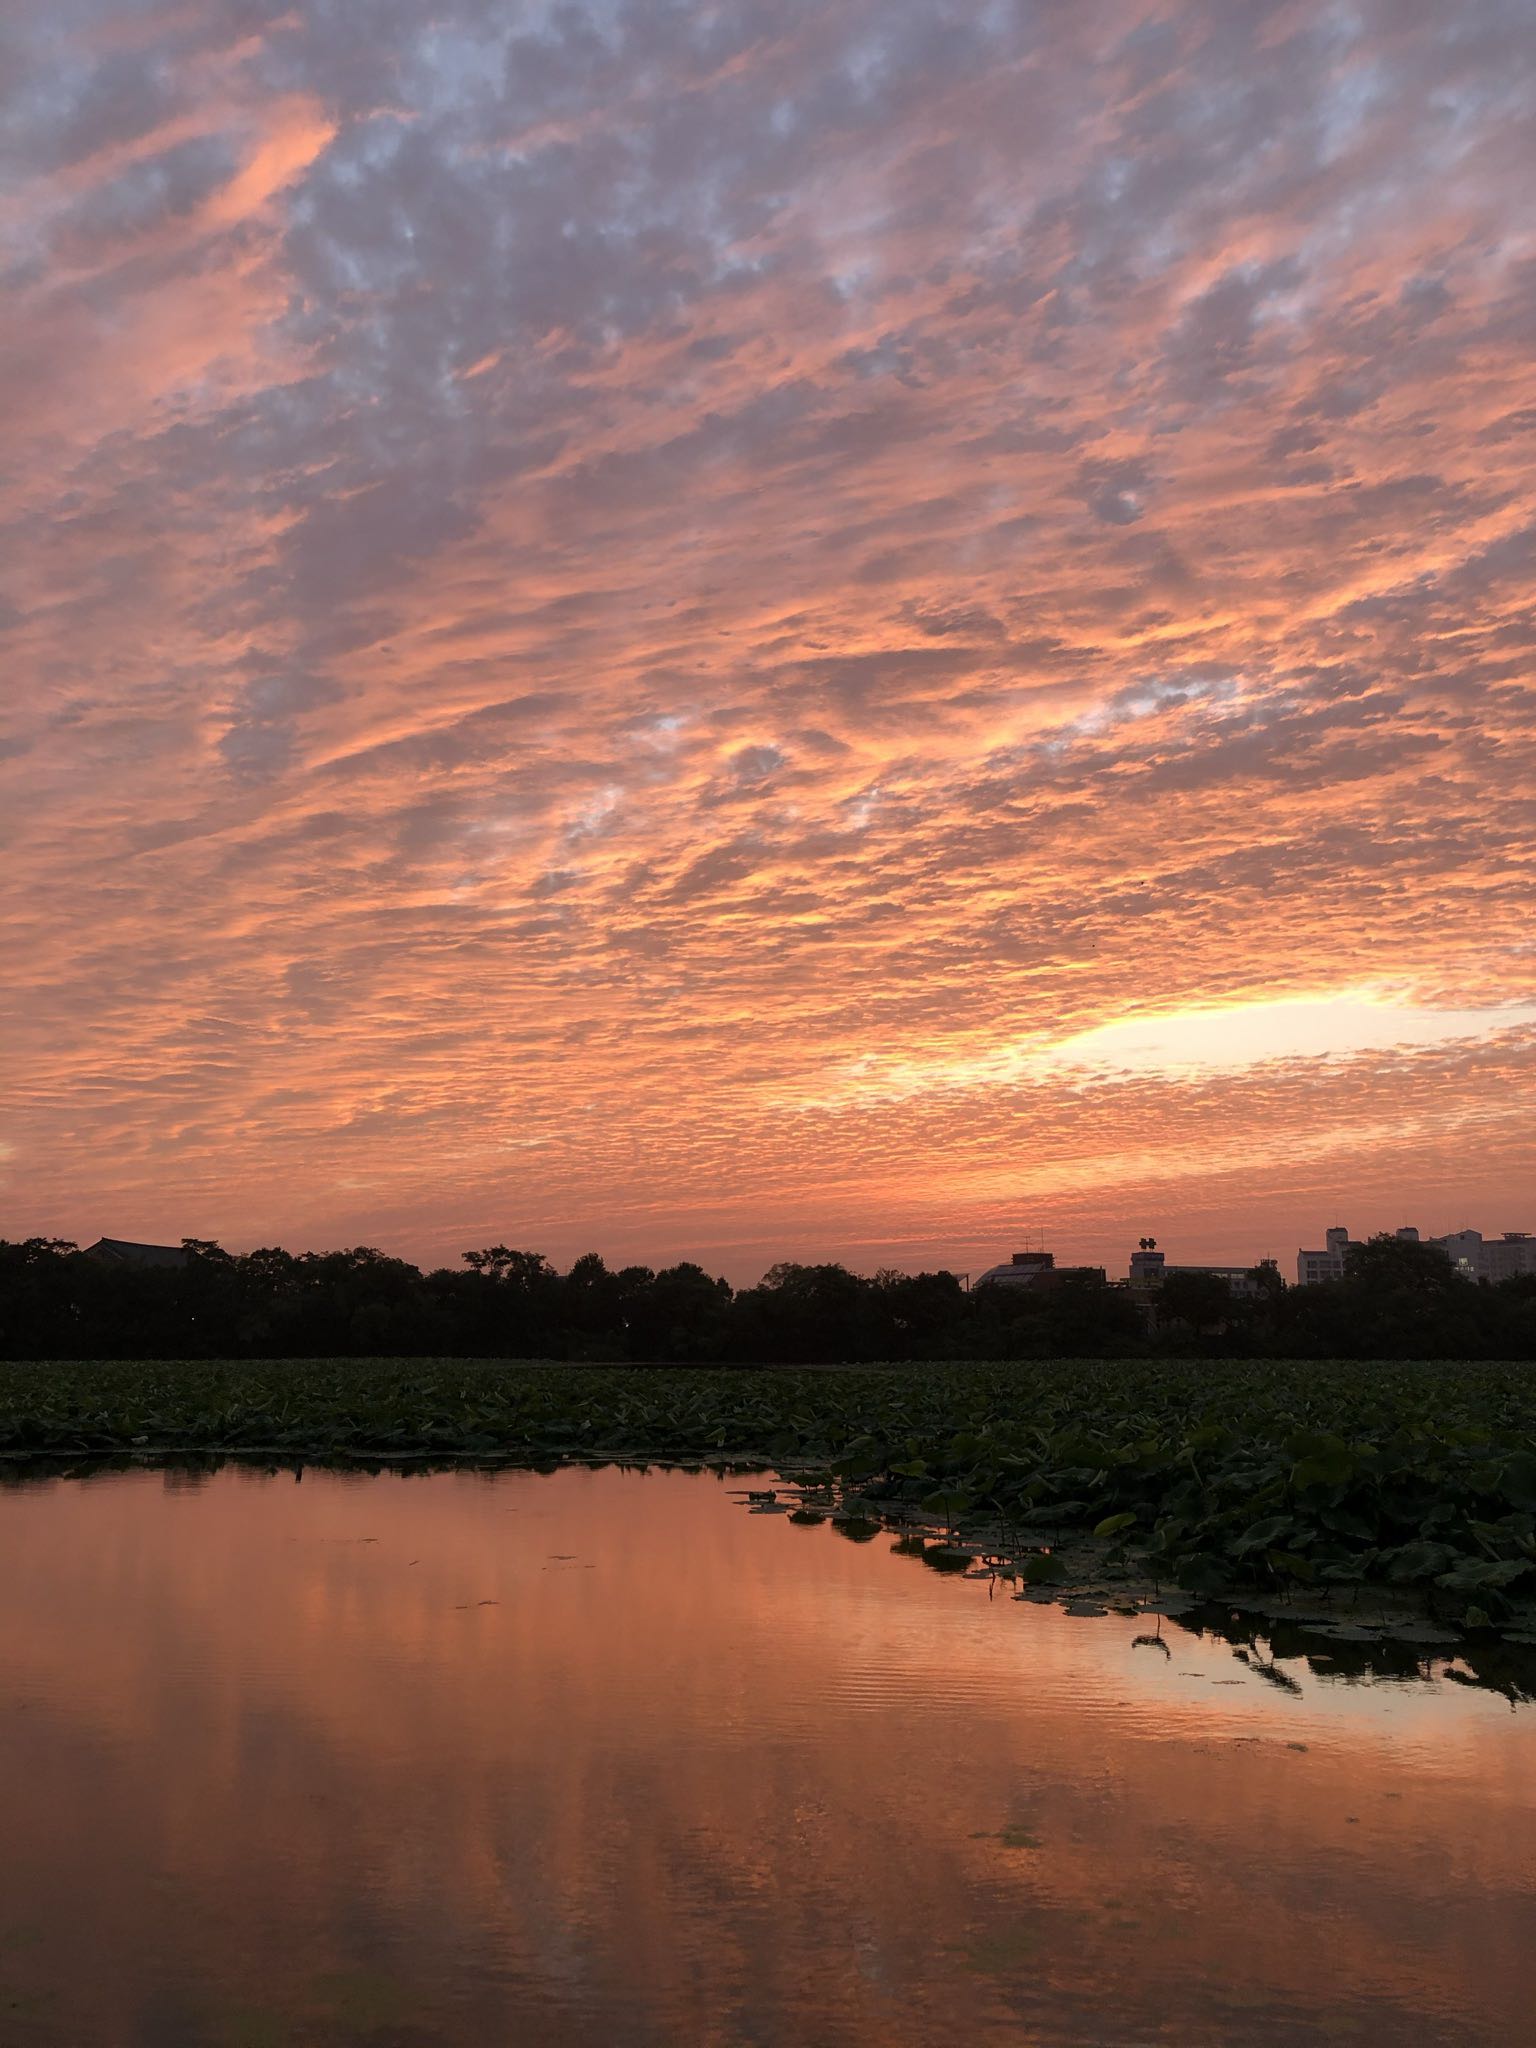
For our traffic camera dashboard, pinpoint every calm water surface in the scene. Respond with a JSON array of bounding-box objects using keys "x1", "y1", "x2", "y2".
[{"x1": 0, "y1": 1463, "x2": 1532, "y2": 2046}]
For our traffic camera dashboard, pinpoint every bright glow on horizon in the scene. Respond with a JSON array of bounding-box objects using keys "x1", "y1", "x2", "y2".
[
  {"x1": 828, "y1": 992, "x2": 1536, "y2": 1104},
  {"x1": 1045, "y1": 992, "x2": 1536, "y2": 1078}
]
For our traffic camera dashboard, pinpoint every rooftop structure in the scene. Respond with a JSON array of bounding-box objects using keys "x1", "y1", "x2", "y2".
[
  {"x1": 972, "y1": 1249, "x2": 1107, "y2": 1291},
  {"x1": 82, "y1": 1237, "x2": 190, "y2": 1271}
]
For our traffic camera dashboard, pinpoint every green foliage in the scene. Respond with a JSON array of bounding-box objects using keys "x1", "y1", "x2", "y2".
[
  {"x1": 1093, "y1": 1511, "x2": 1138, "y2": 1539},
  {"x1": 1020, "y1": 1550, "x2": 1068, "y2": 1584},
  {"x1": 921, "y1": 1545, "x2": 974, "y2": 1573}
]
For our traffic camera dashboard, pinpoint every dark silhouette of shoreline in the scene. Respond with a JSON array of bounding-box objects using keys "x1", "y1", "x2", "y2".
[{"x1": 3, "y1": 1231, "x2": 1531, "y2": 1362}]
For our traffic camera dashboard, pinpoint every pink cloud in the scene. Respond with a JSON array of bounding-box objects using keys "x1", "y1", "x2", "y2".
[{"x1": 2, "y1": 1, "x2": 1532, "y2": 1276}]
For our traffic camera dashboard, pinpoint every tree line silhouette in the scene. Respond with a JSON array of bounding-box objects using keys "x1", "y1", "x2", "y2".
[{"x1": 2, "y1": 1233, "x2": 1532, "y2": 1362}]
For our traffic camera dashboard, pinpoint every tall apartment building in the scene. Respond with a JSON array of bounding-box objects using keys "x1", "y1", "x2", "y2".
[{"x1": 1296, "y1": 1226, "x2": 1351, "y2": 1286}]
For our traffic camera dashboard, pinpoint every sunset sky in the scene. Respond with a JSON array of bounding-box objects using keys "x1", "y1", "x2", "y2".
[{"x1": 3, "y1": 0, "x2": 1533, "y2": 1279}]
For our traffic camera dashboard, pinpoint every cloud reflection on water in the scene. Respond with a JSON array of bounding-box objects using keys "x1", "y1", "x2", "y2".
[{"x1": 0, "y1": 1464, "x2": 1530, "y2": 2045}]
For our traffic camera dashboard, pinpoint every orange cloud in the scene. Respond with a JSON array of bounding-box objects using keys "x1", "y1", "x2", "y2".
[{"x1": 1, "y1": 1, "x2": 1532, "y2": 1275}]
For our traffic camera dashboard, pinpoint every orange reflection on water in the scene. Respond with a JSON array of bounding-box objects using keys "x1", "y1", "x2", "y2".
[{"x1": 0, "y1": 1464, "x2": 1532, "y2": 2046}]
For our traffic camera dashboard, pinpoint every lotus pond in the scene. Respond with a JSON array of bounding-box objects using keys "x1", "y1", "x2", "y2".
[
  {"x1": 4, "y1": 1357, "x2": 1536, "y2": 1636},
  {"x1": 1, "y1": 1458, "x2": 1533, "y2": 2046}
]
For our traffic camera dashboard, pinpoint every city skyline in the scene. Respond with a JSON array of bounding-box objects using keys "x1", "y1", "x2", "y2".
[{"x1": 3, "y1": 2, "x2": 1534, "y2": 1276}]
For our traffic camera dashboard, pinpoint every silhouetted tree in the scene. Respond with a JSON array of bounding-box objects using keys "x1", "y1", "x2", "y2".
[
  {"x1": 1160, "y1": 1269, "x2": 1235, "y2": 1330},
  {"x1": 0, "y1": 1232, "x2": 1531, "y2": 1363},
  {"x1": 1345, "y1": 1233, "x2": 1462, "y2": 1295}
]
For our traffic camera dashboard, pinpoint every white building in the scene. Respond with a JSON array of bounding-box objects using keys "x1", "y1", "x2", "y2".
[
  {"x1": 1484, "y1": 1233, "x2": 1536, "y2": 1283},
  {"x1": 1295, "y1": 1223, "x2": 1536, "y2": 1285},
  {"x1": 1433, "y1": 1229, "x2": 1536, "y2": 1284},
  {"x1": 1296, "y1": 1226, "x2": 1352, "y2": 1287}
]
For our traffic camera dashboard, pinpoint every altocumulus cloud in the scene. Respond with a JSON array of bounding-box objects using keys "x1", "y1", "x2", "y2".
[{"x1": 1, "y1": 0, "x2": 1533, "y2": 1273}]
